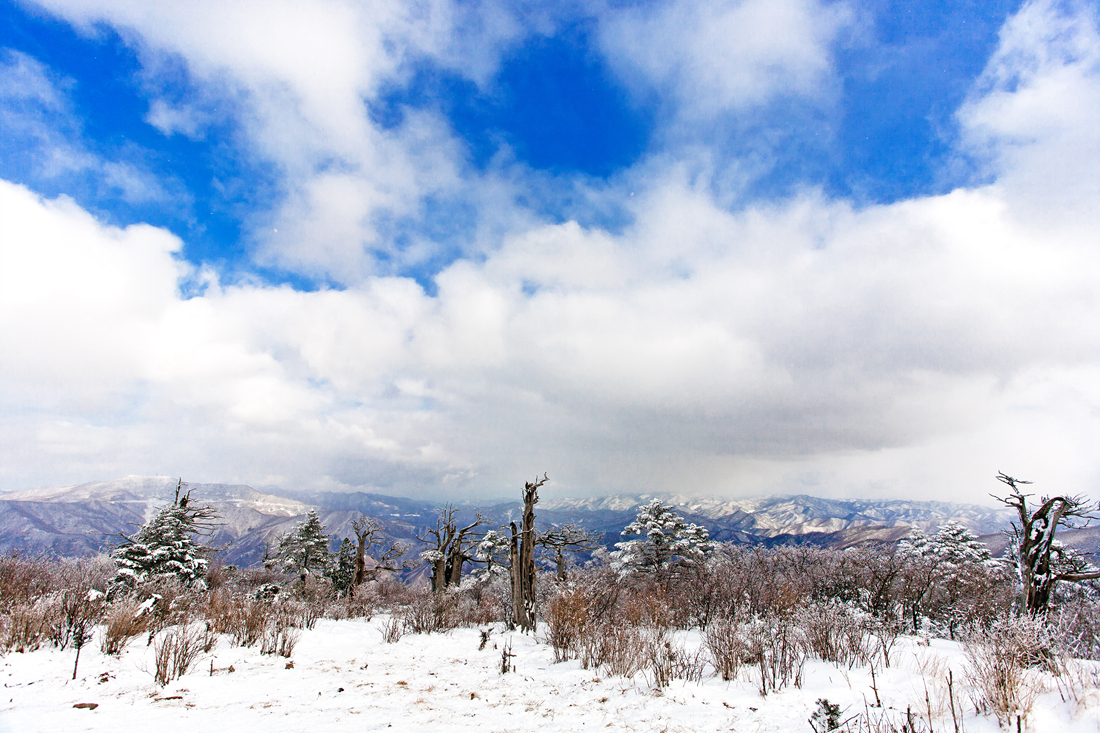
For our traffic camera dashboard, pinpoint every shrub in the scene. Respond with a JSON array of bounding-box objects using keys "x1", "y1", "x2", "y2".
[
  {"x1": 152, "y1": 623, "x2": 206, "y2": 686},
  {"x1": 964, "y1": 615, "x2": 1050, "y2": 726},
  {"x1": 101, "y1": 597, "x2": 151, "y2": 655}
]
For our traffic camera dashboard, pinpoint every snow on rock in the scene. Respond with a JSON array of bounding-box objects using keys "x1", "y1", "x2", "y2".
[{"x1": 2, "y1": 622, "x2": 1097, "y2": 732}]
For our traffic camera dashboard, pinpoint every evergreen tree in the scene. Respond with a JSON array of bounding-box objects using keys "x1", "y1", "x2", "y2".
[
  {"x1": 327, "y1": 537, "x2": 357, "y2": 594},
  {"x1": 275, "y1": 509, "x2": 333, "y2": 575},
  {"x1": 111, "y1": 479, "x2": 220, "y2": 588},
  {"x1": 901, "y1": 521, "x2": 992, "y2": 576},
  {"x1": 611, "y1": 499, "x2": 715, "y2": 572}
]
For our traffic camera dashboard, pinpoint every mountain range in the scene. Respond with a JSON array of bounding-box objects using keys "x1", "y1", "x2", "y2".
[{"x1": 4, "y1": 475, "x2": 1095, "y2": 567}]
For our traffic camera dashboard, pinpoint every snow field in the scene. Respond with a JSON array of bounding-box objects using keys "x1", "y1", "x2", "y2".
[{"x1": 1, "y1": 618, "x2": 1098, "y2": 733}]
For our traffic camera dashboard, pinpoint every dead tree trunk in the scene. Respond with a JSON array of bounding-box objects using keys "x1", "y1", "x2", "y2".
[
  {"x1": 418, "y1": 506, "x2": 485, "y2": 592},
  {"x1": 509, "y1": 521, "x2": 521, "y2": 629},
  {"x1": 511, "y1": 473, "x2": 547, "y2": 632},
  {"x1": 994, "y1": 472, "x2": 1100, "y2": 615}
]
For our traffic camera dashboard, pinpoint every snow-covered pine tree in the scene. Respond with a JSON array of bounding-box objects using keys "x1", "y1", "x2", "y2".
[
  {"x1": 901, "y1": 521, "x2": 992, "y2": 572},
  {"x1": 328, "y1": 537, "x2": 357, "y2": 594},
  {"x1": 111, "y1": 479, "x2": 220, "y2": 588},
  {"x1": 275, "y1": 509, "x2": 334, "y2": 576},
  {"x1": 611, "y1": 499, "x2": 715, "y2": 572},
  {"x1": 474, "y1": 529, "x2": 511, "y2": 580}
]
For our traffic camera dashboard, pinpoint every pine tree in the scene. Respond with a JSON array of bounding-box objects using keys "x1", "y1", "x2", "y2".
[
  {"x1": 327, "y1": 537, "x2": 357, "y2": 594},
  {"x1": 901, "y1": 521, "x2": 992, "y2": 575},
  {"x1": 111, "y1": 479, "x2": 220, "y2": 588},
  {"x1": 275, "y1": 509, "x2": 333, "y2": 575},
  {"x1": 611, "y1": 499, "x2": 715, "y2": 572}
]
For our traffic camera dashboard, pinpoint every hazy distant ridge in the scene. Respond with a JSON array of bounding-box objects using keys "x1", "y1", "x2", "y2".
[{"x1": 0, "y1": 476, "x2": 1018, "y2": 565}]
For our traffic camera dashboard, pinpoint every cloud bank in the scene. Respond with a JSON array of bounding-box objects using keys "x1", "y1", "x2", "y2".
[{"x1": 1, "y1": 0, "x2": 1098, "y2": 502}]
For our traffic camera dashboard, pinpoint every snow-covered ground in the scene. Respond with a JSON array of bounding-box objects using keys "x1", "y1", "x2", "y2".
[{"x1": 2, "y1": 619, "x2": 1098, "y2": 733}]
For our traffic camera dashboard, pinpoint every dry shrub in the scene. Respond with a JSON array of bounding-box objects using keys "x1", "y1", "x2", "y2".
[
  {"x1": 328, "y1": 582, "x2": 379, "y2": 620},
  {"x1": 401, "y1": 588, "x2": 460, "y2": 634},
  {"x1": 646, "y1": 629, "x2": 707, "y2": 687},
  {"x1": 381, "y1": 616, "x2": 403, "y2": 643},
  {"x1": 0, "y1": 553, "x2": 57, "y2": 609},
  {"x1": 545, "y1": 586, "x2": 589, "y2": 662},
  {"x1": 2, "y1": 595, "x2": 62, "y2": 653},
  {"x1": 704, "y1": 618, "x2": 746, "y2": 681},
  {"x1": 964, "y1": 615, "x2": 1050, "y2": 726},
  {"x1": 136, "y1": 577, "x2": 204, "y2": 639},
  {"x1": 594, "y1": 623, "x2": 648, "y2": 678},
  {"x1": 226, "y1": 597, "x2": 272, "y2": 648},
  {"x1": 744, "y1": 612, "x2": 807, "y2": 696},
  {"x1": 1051, "y1": 585, "x2": 1100, "y2": 661},
  {"x1": 260, "y1": 606, "x2": 301, "y2": 657},
  {"x1": 101, "y1": 597, "x2": 151, "y2": 655},
  {"x1": 619, "y1": 580, "x2": 672, "y2": 629},
  {"x1": 152, "y1": 623, "x2": 205, "y2": 686},
  {"x1": 288, "y1": 576, "x2": 331, "y2": 629},
  {"x1": 799, "y1": 600, "x2": 871, "y2": 668}
]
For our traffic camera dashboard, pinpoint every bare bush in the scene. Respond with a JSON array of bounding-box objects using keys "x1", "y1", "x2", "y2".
[
  {"x1": 704, "y1": 618, "x2": 747, "y2": 682},
  {"x1": 595, "y1": 623, "x2": 648, "y2": 678},
  {"x1": 0, "y1": 553, "x2": 57, "y2": 609},
  {"x1": 260, "y1": 606, "x2": 301, "y2": 657},
  {"x1": 544, "y1": 585, "x2": 589, "y2": 662},
  {"x1": 743, "y1": 612, "x2": 807, "y2": 696},
  {"x1": 225, "y1": 597, "x2": 272, "y2": 648},
  {"x1": 2, "y1": 595, "x2": 62, "y2": 654},
  {"x1": 964, "y1": 615, "x2": 1050, "y2": 726},
  {"x1": 646, "y1": 629, "x2": 707, "y2": 687},
  {"x1": 401, "y1": 588, "x2": 460, "y2": 634},
  {"x1": 152, "y1": 623, "x2": 205, "y2": 686},
  {"x1": 288, "y1": 576, "x2": 331, "y2": 629},
  {"x1": 799, "y1": 600, "x2": 871, "y2": 668},
  {"x1": 101, "y1": 597, "x2": 151, "y2": 655},
  {"x1": 380, "y1": 616, "x2": 402, "y2": 644}
]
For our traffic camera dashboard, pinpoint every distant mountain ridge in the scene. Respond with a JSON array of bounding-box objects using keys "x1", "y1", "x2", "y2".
[{"x1": 0, "y1": 476, "x2": 1026, "y2": 567}]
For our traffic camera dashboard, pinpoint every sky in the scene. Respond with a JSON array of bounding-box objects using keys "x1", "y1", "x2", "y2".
[{"x1": 0, "y1": 0, "x2": 1098, "y2": 504}]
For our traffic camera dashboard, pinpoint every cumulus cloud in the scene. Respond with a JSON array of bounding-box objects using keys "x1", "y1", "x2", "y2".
[
  {"x1": 27, "y1": 0, "x2": 549, "y2": 283},
  {"x1": 2, "y1": 0, "x2": 1099, "y2": 503},
  {"x1": 598, "y1": 0, "x2": 850, "y2": 112}
]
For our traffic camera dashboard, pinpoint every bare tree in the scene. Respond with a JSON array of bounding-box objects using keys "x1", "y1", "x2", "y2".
[
  {"x1": 538, "y1": 524, "x2": 602, "y2": 581},
  {"x1": 418, "y1": 506, "x2": 487, "y2": 592},
  {"x1": 994, "y1": 472, "x2": 1100, "y2": 615},
  {"x1": 350, "y1": 515, "x2": 406, "y2": 586},
  {"x1": 511, "y1": 473, "x2": 547, "y2": 631}
]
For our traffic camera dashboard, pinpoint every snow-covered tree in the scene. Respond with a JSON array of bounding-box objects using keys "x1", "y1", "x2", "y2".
[
  {"x1": 275, "y1": 510, "x2": 333, "y2": 575},
  {"x1": 994, "y1": 472, "x2": 1100, "y2": 615},
  {"x1": 900, "y1": 520, "x2": 997, "y2": 635},
  {"x1": 475, "y1": 529, "x2": 511, "y2": 579},
  {"x1": 111, "y1": 479, "x2": 220, "y2": 588},
  {"x1": 328, "y1": 537, "x2": 357, "y2": 594},
  {"x1": 901, "y1": 521, "x2": 992, "y2": 571},
  {"x1": 611, "y1": 499, "x2": 715, "y2": 572}
]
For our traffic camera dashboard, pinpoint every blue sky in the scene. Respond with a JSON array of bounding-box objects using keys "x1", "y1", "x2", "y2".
[
  {"x1": 0, "y1": 0, "x2": 1098, "y2": 502},
  {"x1": 0, "y1": 0, "x2": 1020, "y2": 280}
]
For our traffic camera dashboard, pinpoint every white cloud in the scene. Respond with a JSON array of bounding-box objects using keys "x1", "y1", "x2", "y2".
[
  {"x1": 597, "y1": 0, "x2": 851, "y2": 117},
  {"x1": 959, "y1": 0, "x2": 1100, "y2": 233},
  {"x1": 27, "y1": 0, "x2": 546, "y2": 283},
  {"x1": 3, "y1": 0, "x2": 1099, "y2": 503}
]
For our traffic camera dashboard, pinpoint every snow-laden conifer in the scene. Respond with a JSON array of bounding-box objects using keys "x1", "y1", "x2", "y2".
[
  {"x1": 111, "y1": 479, "x2": 219, "y2": 588},
  {"x1": 275, "y1": 509, "x2": 333, "y2": 575},
  {"x1": 901, "y1": 520, "x2": 992, "y2": 575},
  {"x1": 611, "y1": 499, "x2": 715, "y2": 572}
]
